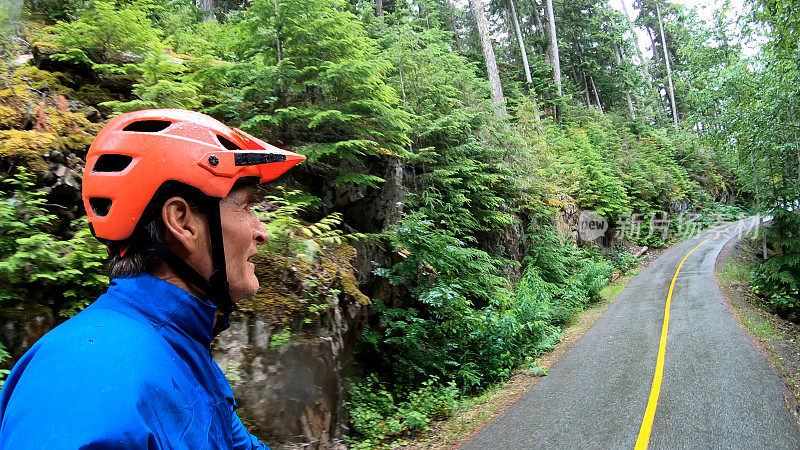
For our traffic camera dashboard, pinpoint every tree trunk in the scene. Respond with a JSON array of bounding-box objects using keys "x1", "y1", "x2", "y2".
[
  {"x1": 544, "y1": 0, "x2": 562, "y2": 97},
  {"x1": 620, "y1": 0, "x2": 645, "y2": 66},
  {"x1": 508, "y1": 0, "x2": 541, "y2": 121},
  {"x1": 589, "y1": 75, "x2": 603, "y2": 113},
  {"x1": 750, "y1": 150, "x2": 768, "y2": 258},
  {"x1": 531, "y1": 0, "x2": 553, "y2": 68},
  {"x1": 531, "y1": 0, "x2": 546, "y2": 39},
  {"x1": 508, "y1": 0, "x2": 532, "y2": 85},
  {"x1": 656, "y1": 2, "x2": 678, "y2": 127},
  {"x1": 613, "y1": 44, "x2": 635, "y2": 119},
  {"x1": 581, "y1": 69, "x2": 591, "y2": 106},
  {"x1": 196, "y1": 0, "x2": 215, "y2": 20},
  {"x1": 469, "y1": 0, "x2": 508, "y2": 116},
  {"x1": 376, "y1": 0, "x2": 383, "y2": 16},
  {"x1": 395, "y1": 34, "x2": 406, "y2": 103},
  {"x1": 275, "y1": 0, "x2": 282, "y2": 63}
]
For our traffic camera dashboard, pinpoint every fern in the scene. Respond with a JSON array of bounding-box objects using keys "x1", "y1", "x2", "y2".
[
  {"x1": 0, "y1": 169, "x2": 107, "y2": 315},
  {"x1": 256, "y1": 189, "x2": 365, "y2": 259}
]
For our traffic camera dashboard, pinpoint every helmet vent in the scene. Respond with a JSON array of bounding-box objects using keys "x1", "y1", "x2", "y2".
[
  {"x1": 122, "y1": 120, "x2": 172, "y2": 132},
  {"x1": 93, "y1": 154, "x2": 133, "y2": 173},
  {"x1": 89, "y1": 197, "x2": 113, "y2": 217},
  {"x1": 217, "y1": 135, "x2": 242, "y2": 150}
]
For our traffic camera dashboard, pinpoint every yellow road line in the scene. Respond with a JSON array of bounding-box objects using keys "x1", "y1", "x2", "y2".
[{"x1": 634, "y1": 231, "x2": 722, "y2": 450}]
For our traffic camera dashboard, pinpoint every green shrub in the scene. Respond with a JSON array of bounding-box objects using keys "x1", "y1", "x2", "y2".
[
  {"x1": 50, "y1": 0, "x2": 161, "y2": 65},
  {"x1": 607, "y1": 244, "x2": 637, "y2": 272},
  {"x1": 0, "y1": 168, "x2": 108, "y2": 314},
  {"x1": 365, "y1": 214, "x2": 514, "y2": 390},
  {"x1": 574, "y1": 258, "x2": 613, "y2": 301},
  {"x1": 752, "y1": 210, "x2": 800, "y2": 320},
  {"x1": 346, "y1": 374, "x2": 458, "y2": 447}
]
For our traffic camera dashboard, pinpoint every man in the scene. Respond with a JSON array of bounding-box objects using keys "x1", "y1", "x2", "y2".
[{"x1": 0, "y1": 109, "x2": 304, "y2": 448}]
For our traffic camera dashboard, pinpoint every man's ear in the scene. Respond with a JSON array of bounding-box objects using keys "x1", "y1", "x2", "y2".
[{"x1": 161, "y1": 197, "x2": 204, "y2": 255}]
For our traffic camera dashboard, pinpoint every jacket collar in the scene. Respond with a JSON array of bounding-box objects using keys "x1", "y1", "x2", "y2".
[{"x1": 104, "y1": 273, "x2": 225, "y2": 347}]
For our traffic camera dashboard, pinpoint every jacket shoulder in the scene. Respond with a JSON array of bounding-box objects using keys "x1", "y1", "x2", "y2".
[{"x1": 0, "y1": 308, "x2": 195, "y2": 449}]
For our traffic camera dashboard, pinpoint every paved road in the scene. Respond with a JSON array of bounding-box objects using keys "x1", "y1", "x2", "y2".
[{"x1": 462, "y1": 221, "x2": 800, "y2": 449}]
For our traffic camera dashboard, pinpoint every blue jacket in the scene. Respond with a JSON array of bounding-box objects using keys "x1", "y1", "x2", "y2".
[{"x1": 0, "y1": 273, "x2": 269, "y2": 449}]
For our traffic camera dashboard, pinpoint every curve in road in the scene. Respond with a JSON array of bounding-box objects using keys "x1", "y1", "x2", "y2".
[{"x1": 462, "y1": 220, "x2": 800, "y2": 449}]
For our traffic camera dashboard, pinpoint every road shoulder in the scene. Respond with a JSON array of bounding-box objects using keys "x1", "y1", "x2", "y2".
[{"x1": 716, "y1": 235, "x2": 800, "y2": 428}]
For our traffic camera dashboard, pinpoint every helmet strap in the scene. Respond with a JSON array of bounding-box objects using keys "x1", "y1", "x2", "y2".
[
  {"x1": 149, "y1": 198, "x2": 236, "y2": 337},
  {"x1": 206, "y1": 198, "x2": 236, "y2": 333}
]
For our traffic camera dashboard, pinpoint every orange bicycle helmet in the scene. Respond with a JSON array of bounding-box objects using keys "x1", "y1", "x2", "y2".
[
  {"x1": 83, "y1": 108, "x2": 304, "y2": 242},
  {"x1": 82, "y1": 109, "x2": 305, "y2": 326}
]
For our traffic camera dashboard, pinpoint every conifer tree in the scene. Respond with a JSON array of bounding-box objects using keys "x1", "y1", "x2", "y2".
[{"x1": 469, "y1": 0, "x2": 507, "y2": 115}]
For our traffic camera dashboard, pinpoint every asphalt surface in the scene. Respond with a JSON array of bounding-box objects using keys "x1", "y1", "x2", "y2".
[{"x1": 462, "y1": 221, "x2": 800, "y2": 449}]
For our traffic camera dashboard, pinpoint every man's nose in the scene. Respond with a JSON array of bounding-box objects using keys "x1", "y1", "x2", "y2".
[{"x1": 254, "y1": 221, "x2": 269, "y2": 244}]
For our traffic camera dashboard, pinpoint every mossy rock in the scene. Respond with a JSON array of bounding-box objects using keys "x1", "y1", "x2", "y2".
[
  {"x1": 12, "y1": 65, "x2": 73, "y2": 94},
  {"x1": 241, "y1": 253, "x2": 308, "y2": 324},
  {"x1": 0, "y1": 105, "x2": 20, "y2": 129},
  {"x1": 0, "y1": 84, "x2": 31, "y2": 107},
  {"x1": 241, "y1": 242, "x2": 370, "y2": 325},
  {"x1": 74, "y1": 85, "x2": 115, "y2": 107},
  {"x1": 45, "y1": 107, "x2": 101, "y2": 152},
  {"x1": 339, "y1": 269, "x2": 370, "y2": 306},
  {"x1": 0, "y1": 129, "x2": 59, "y2": 170}
]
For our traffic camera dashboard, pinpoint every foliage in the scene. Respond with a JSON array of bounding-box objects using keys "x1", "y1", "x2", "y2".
[
  {"x1": 50, "y1": 0, "x2": 161, "y2": 66},
  {"x1": 0, "y1": 168, "x2": 108, "y2": 315},
  {"x1": 241, "y1": 188, "x2": 370, "y2": 330},
  {"x1": 191, "y1": 0, "x2": 413, "y2": 189},
  {"x1": 607, "y1": 244, "x2": 638, "y2": 272},
  {"x1": 690, "y1": 0, "x2": 800, "y2": 316},
  {"x1": 752, "y1": 210, "x2": 800, "y2": 318},
  {"x1": 256, "y1": 188, "x2": 365, "y2": 256},
  {"x1": 0, "y1": 342, "x2": 9, "y2": 389},
  {"x1": 358, "y1": 214, "x2": 611, "y2": 432},
  {"x1": 346, "y1": 374, "x2": 458, "y2": 447},
  {"x1": 364, "y1": 214, "x2": 514, "y2": 390},
  {"x1": 100, "y1": 49, "x2": 202, "y2": 112}
]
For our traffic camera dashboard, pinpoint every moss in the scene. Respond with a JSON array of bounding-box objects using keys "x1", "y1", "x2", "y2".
[
  {"x1": 12, "y1": 65, "x2": 73, "y2": 94},
  {"x1": 340, "y1": 270, "x2": 370, "y2": 306},
  {"x1": 0, "y1": 130, "x2": 59, "y2": 170},
  {"x1": 0, "y1": 85, "x2": 31, "y2": 108},
  {"x1": 0, "y1": 105, "x2": 20, "y2": 129},
  {"x1": 241, "y1": 242, "x2": 370, "y2": 324},
  {"x1": 240, "y1": 253, "x2": 309, "y2": 324},
  {"x1": 74, "y1": 85, "x2": 115, "y2": 106},
  {"x1": 45, "y1": 106, "x2": 101, "y2": 152}
]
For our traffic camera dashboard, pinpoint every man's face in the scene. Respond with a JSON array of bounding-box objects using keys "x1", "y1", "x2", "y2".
[{"x1": 218, "y1": 185, "x2": 268, "y2": 302}]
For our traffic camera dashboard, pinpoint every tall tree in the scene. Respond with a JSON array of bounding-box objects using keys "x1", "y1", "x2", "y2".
[
  {"x1": 620, "y1": 0, "x2": 645, "y2": 66},
  {"x1": 274, "y1": 0, "x2": 282, "y2": 63},
  {"x1": 613, "y1": 44, "x2": 636, "y2": 118},
  {"x1": 508, "y1": 0, "x2": 532, "y2": 84},
  {"x1": 544, "y1": 0, "x2": 562, "y2": 97},
  {"x1": 469, "y1": 0, "x2": 507, "y2": 115},
  {"x1": 656, "y1": 2, "x2": 678, "y2": 126}
]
